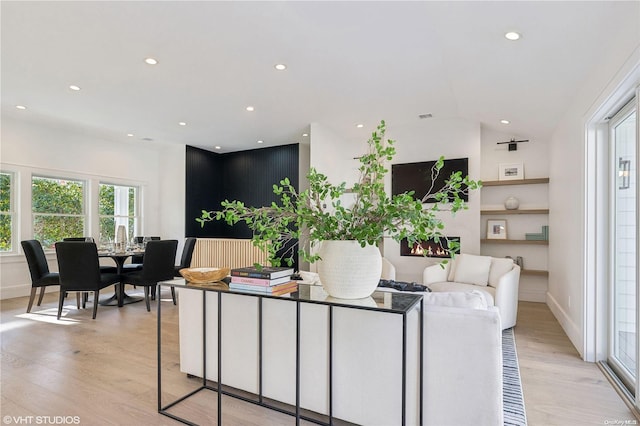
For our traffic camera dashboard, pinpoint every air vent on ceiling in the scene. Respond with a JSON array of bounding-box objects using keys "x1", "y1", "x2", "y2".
[
  {"x1": 418, "y1": 113, "x2": 433, "y2": 119},
  {"x1": 141, "y1": 137, "x2": 154, "y2": 141}
]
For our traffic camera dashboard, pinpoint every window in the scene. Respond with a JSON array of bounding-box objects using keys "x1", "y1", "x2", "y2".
[
  {"x1": 98, "y1": 183, "x2": 139, "y2": 244},
  {"x1": 0, "y1": 171, "x2": 15, "y2": 252},
  {"x1": 32, "y1": 176, "x2": 85, "y2": 249},
  {"x1": 609, "y1": 100, "x2": 637, "y2": 389}
]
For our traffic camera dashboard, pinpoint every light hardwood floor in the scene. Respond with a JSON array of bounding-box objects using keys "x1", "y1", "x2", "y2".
[{"x1": 0, "y1": 291, "x2": 635, "y2": 425}]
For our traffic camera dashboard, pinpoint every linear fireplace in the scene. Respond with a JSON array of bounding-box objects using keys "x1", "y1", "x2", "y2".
[{"x1": 400, "y1": 237, "x2": 460, "y2": 258}]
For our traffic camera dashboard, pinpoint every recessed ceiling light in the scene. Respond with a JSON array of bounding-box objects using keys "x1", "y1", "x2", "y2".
[
  {"x1": 179, "y1": 122, "x2": 187, "y2": 126},
  {"x1": 356, "y1": 124, "x2": 364, "y2": 128},
  {"x1": 257, "y1": 140, "x2": 264, "y2": 144},
  {"x1": 274, "y1": 64, "x2": 287, "y2": 71},
  {"x1": 16, "y1": 105, "x2": 27, "y2": 110},
  {"x1": 69, "y1": 85, "x2": 81, "y2": 91},
  {"x1": 215, "y1": 146, "x2": 222, "y2": 150},
  {"x1": 500, "y1": 119, "x2": 510, "y2": 124},
  {"x1": 144, "y1": 57, "x2": 158, "y2": 65},
  {"x1": 246, "y1": 106, "x2": 255, "y2": 112},
  {"x1": 504, "y1": 32, "x2": 521, "y2": 41},
  {"x1": 127, "y1": 133, "x2": 134, "y2": 137},
  {"x1": 302, "y1": 133, "x2": 308, "y2": 137}
]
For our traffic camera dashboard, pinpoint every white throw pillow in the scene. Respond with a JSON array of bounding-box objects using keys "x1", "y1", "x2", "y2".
[
  {"x1": 423, "y1": 290, "x2": 488, "y2": 309},
  {"x1": 488, "y1": 257, "x2": 515, "y2": 288},
  {"x1": 453, "y1": 254, "x2": 492, "y2": 286}
]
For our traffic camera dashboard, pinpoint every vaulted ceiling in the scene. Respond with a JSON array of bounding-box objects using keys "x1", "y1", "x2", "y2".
[{"x1": 2, "y1": 1, "x2": 638, "y2": 152}]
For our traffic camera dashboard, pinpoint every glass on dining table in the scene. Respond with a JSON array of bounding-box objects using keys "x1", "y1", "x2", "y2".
[{"x1": 142, "y1": 236, "x2": 152, "y2": 249}]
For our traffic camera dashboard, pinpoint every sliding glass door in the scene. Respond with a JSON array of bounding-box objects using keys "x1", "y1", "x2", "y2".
[{"x1": 609, "y1": 99, "x2": 637, "y2": 391}]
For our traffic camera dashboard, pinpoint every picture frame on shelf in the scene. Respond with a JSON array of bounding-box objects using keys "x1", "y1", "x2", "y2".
[
  {"x1": 487, "y1": 219, "x2": 507, "y2": 239},
  {"x1": 498, "y1": 163, "x2": 524, "y2": 181}
]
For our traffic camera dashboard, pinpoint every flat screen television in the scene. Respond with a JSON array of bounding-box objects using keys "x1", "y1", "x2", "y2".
[{"x1": 391, "y1": 157, "x2": 468, "y2": 203}]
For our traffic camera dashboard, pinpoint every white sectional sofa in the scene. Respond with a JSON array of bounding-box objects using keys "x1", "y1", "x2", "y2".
[
  {"x1": 423, "y1": 253, "x2": 521, "y2": 329},
  {"x1": 177, "y1": 285, "x2": 504, "y2": 425}
]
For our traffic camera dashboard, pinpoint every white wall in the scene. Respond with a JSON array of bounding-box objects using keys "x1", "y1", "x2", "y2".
[
  {"x1": 0, "y1": 116, "x2": 185, "y2": 299},
  {"x1": 548, "y1": 27, "x2": 640, "y2": 357},
  {"x1": 310, "y1": 118, "x2": 481, "y2": 283}
]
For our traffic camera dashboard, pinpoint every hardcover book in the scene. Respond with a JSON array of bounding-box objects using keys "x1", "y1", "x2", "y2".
[
  {"x1": 230, "y1": 266, "x2": 294, "y2": 280},
  {"x1": 229, "y1": 281, "x2": 297, "y2": 295},
  {"x1": 229, "y1": 275, "x2": 293, "y2": 286}
]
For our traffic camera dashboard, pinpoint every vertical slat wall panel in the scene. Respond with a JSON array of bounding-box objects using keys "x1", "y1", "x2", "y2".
[{"x1": 191, "y1": 238, "x2": 269, "y2": 269}]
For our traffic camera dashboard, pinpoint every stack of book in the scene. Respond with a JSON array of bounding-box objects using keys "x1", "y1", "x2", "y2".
[
  {"x1": 229, "y1": 266, "x2": 297, "y2": 296},
  {"x1": 525, "y1": 225, "x2": 549, "y2": 241}
]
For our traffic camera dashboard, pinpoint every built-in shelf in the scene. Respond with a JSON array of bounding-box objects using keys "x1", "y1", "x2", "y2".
[
  {"x1": 521, "y1": 269, "x2": 549, "y2": 277},
  {"x1": 480, "y1": 209, "x2": 549, "y2": 215},
  {"x1": 481, "y1": 239, "x2": 548, "y2": 245},
  {"x1": 481, "y1": 178, "x2": 550, "y2": 186}
]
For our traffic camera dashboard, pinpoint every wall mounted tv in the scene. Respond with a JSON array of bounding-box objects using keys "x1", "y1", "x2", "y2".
[{"x1": 391, "y1": 157, "x2": 468, "y2": 203}]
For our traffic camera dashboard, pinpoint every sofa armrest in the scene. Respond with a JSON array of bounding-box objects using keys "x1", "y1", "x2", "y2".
[
  {"x1": 422, "y1": 261, "x2": 450, "y2": 285},
  {"x1": 423, "y1": 305, "x2": 503, "y2": 425},
  {"x1": 493, "y1": 264, "x2": 521, "y2": 329}
]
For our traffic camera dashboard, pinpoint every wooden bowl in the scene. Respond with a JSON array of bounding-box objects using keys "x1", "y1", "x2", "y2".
[{"x1": 179, "y1": 267, "x2": 230, "y2": 284}]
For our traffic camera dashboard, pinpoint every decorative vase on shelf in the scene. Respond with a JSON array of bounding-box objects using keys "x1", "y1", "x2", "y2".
[
  {"x1": 504, "y1": 196, "x2": 520, "y2": 210},
  {"x1": 316, "y1": 240, "x2": 382, "y2": 299}
]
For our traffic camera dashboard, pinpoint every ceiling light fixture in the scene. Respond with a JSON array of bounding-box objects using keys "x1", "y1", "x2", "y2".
[
  {"x1": 500, "y1": 119, "x2": 510, "y2": 124},
  {"x1": 16, "y1": 105, "x2": 27, "y2": 110},
  {"x1": 144, "y1": 57, "x2": 158, "y2": 65},
  {"x1": 504, "y1": 32, "x2": 521, "y2": 41},
  {"x1": 69, "y1": 85, "x2": 81, "y2": 91},
  {"x1": 302, "y1": 133, "x2": 308, "y2": 137},
  {"x1": 257, "y1": 140, "x2": 264, "y2": 144},
  {"x1": 215, "y1": 146, "x2": 222, "y2": 150},
  {"x1": 179, "y1": 122, "x2": 187, "y2": 126},
  {"x1": 274, "y1": 64, "x2": 287, "y2": 71},
  {"x1": 127, "y1": 133, "x2": 134, "y2": 137},
  {"x1": 246, "y1": 106, "x2": 255, "y2": 112},
  {"x1": 356, "y1": 124, "x2": 364, "y2": 128}
]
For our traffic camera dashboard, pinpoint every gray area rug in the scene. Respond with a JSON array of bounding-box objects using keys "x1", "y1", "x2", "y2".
[{"x1": 503, "y1": 328, "x2": 528, "y2": 425}]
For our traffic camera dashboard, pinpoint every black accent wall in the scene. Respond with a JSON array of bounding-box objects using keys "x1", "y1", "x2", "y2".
[{"x1": 185, "y1": 144, "x2": 300, "y2": 241}]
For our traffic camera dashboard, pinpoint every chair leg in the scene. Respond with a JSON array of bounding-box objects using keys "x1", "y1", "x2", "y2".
[
  {"x1": 37, "y1": 287, "x2": 46, "y2": 306},
  {"x1": 143, "y1": 287, "x2": 151, "y2": 312},
  {"x1": 171, "y1": 287, "x2": 176, "y2": 305},
  {"x1": 57, "y1": 291, "x2": 65, "y2": 320},
  {"x1": 27, "y1": 288, "x2": 37, "y2": 313},
  {"x1": 82, "y1": 292, "x2": 88, "y2": 309},
  {"x1": 151, "y1": 285, "x2": 156, "y2": 300},
  {"x1": 76, "y1": 293, "x2": 81, "y2": 309},
  {"x1": 92, "y1": 291, "x2": 99, "y2": 319}
]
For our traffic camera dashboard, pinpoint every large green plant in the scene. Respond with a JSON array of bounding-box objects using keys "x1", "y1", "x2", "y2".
[{"x1": 198, "y1": 121, "x2": 481, "y2": 266}]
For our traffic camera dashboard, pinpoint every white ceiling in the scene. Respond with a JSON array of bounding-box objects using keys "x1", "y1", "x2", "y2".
[{"x1": 2, "y1": 1, "x2": 638, "y2": 153}]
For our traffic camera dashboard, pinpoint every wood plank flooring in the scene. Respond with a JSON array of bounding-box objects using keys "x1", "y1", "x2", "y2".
[
  {"x1": 0, "y1": 292, "x2": 635, "y2": 425},
  {"x1": 515, "y1": 301, "x2": 635, "y2": 425}
]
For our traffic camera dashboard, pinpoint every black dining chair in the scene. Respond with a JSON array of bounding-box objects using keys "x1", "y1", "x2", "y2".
[
  {"x1": 170, "y1": 237, "x2": 197, "y2": 304},
  {"x1": 124, "y1": 236, "x2": 161, "y2": 271},
  {"x1": 21, "y1": 240, "x2": 60, "y2": 313},
  {"x1": 121, "y1": 240, "x2": 178, "y2": 311},
  {"x1": 55, "y1": 241, "x2": 121, "y2": 320}
]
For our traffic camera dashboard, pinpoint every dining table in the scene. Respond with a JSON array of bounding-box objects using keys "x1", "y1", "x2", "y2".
[{"x1": 98, "y1": 249, "x2": 145, "y2": 307}]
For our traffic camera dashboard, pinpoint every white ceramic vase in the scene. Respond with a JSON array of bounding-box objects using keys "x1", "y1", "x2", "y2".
[
  {"x1": 504, "y1": 196, "x2": 520, "y2": 210},
  {"x1": 316, "y1": 240, "x2": 382, "y2": 299}
]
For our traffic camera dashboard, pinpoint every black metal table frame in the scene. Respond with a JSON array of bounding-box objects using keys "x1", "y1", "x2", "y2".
[{"x1": 157, "y1": 282, "x2": 424, "y2": 426}]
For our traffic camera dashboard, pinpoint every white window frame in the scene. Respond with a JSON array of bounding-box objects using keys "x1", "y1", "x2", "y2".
[
  {"x1": 0, "y1": 170, "x2": 18, "y2": 255},
  {"x1": 98, "y1": 181, "x2": 140, "y2": 242},
  {"x1": 31, "y1": 174, "x2": 87, "y2": 250}
]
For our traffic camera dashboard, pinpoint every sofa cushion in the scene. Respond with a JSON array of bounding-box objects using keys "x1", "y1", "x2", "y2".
[
  {"x1": 453, "y1": 254, "x2": 492, "y2": 286},
  {"x1": 428, "y1": 281, "x2": 496, "y2": 306},
  {"x1": 488, "y1": 257, "x2": 514, "y2": 288},
  {"x1": 423, "y1": 290, "x2": 488, "y2": 309}
]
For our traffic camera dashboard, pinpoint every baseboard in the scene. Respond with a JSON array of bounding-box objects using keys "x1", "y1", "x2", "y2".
[
  {"x1": 546, "y1": 291, "x2": 584, "y2": 359},
  {"x1": 1, "y1": 284, "x2": 40, "y2": 301}
]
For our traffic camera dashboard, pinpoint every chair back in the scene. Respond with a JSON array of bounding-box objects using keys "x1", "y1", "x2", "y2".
[
  {"x1": 63, "y1": 237, "x2": 94, "y2": 242},
  {"x1": 142, "y1": 240, "x2": 178, "y2": 283},
  {"x1": 178, "y1": 237, "x2": 197, "y2": 269},
  {"x1": 21, "y1": 240, "x2": 51, "y2": 282},
  {"x1": 55, "y1": 242, "x2": 102, "y2": 291}
]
